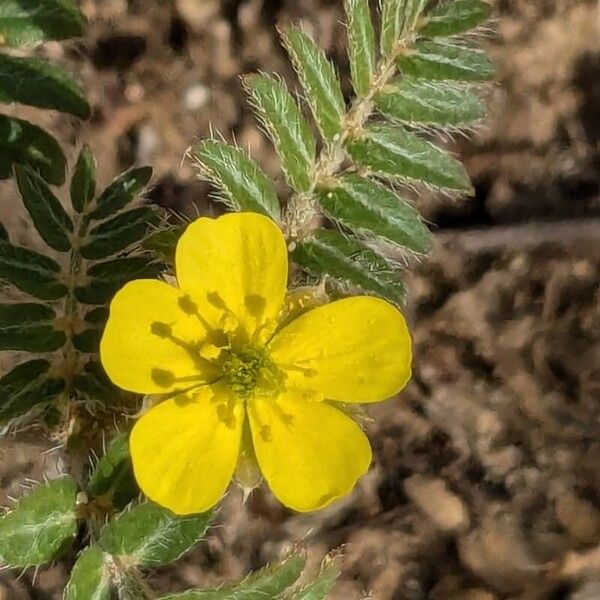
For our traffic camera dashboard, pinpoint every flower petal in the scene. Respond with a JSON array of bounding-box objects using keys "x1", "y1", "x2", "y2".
[
  {"x1": 249, "y1": 393, "x2": 372, "y2": 512},
  {"x1": 268, "y1": 296, "x2": 412, "y2": 403},
  {"x1": 130, "y1": 384, "x2": 244, "y2": 514},
  {"x1": 176, "y1": 213, "x2": 288, "y2": 344},
  {"x1": 101, "y1": 279, "x2": 216, "y2": 394}
]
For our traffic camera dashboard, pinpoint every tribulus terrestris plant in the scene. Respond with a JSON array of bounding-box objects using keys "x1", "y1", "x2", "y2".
[{"x1": 0, "y1": 1, "x2": 493, "y2": 598}]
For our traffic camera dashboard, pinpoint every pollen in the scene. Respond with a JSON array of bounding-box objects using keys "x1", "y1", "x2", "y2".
[{"x1": 220, "y1": 346, "x2": 281, "y2": 399}]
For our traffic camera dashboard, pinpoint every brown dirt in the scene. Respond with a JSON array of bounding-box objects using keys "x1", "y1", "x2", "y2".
[{"x1": 1, "y1": 0, "x2": 599, "y2": 598}]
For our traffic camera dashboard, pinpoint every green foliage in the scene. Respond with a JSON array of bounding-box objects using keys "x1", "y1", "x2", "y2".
[
  {"x1": 88, "y1": 432, "x2": 138, "y2": 510},
  {"x1": 281, "y1": 26, "x2": 345, "y2": 141},
  {"x1": 293, "y1": 229, "x2": 406, "y2": 304},
  {"x1": 344, "y1": 0, "x2": 376, "y2": 97},
  {"x1": 70, "y1": 146, "x2": 97, "y2": 213},
  {"x1": 0, "y1": 359, "x2": 65, "y2": 421},
  {"x1": 375, "y1": 78, "x2": 485, "y2": 126},
  {"x1": 317, "y1": 175, "x2": 431, "y2": 253},
  {"x1": 64, "y1": 546, "x2": 112, "y2": 600},
  {"x1": 346, "y1": 123, "x2": 471, "y2": 190},
  {"x1": 0, "y1": 477, "x2": 78, "y2": 568},
  {"x1": 419, "y1": 0, "x2": 491, "y2": 38},
  {"x1": 398, "y1": 41, "x2": 493, "y2": 81},
  {"x1": 89, "y1": 166, "x2": 153, "y2": 221},
  {"x1": 98, "y1": 502, "x2": 212, "y2": 568},
  {"x1": 76, "y1": 255, "x2": 163, "y2": 305},
  {"x1": 192, "y1": 140, "x2": 281, "y2": 221},
  {"x1": 0, "y1": 114, "x2": 66, "y2": 184},
  {"x1": 158, "y1": 552, "x2": 306, "y2": 599},
  {"x1": 0, "y1": 302, "x2": 66, "y2": 351},
  {"x1": 0, "y1": 241, "x2": 67, "y2": 299},
  {"x1": 15, "y1": 165, "x2": 74, "y2": 251},
  {"x1": 0, "y1": 0, "x2": 86, "y2": 47},
  {"x1": 143, "y1": 225, "x2": 185, "y2": 263},
  {"x1": 0, "y1": 54, "x2": 90, "y2": 118},
  {"x1": 81, "y1": 207, "x2": 159, "y2": 260},
  {"x1": 243, "y1": 73, "x2": 316, "y2": 192}
]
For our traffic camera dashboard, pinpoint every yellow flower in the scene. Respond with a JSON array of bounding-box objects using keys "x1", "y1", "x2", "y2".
[{"x1": 100, "y1": 213, "x2": 411, "y2": 514}]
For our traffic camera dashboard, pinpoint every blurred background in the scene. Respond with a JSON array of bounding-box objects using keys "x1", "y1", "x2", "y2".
[{"x1": 1, "y1": 0, "x2": 599, "y2": 598}]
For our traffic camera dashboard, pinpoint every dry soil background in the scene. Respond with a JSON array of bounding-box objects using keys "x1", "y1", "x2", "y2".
[{"x1": 0, "y1": 0, "x2": 599, "y2": 599}]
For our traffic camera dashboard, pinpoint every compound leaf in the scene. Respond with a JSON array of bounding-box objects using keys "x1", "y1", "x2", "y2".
[
  {"x1": 0, "y1": 302, "x2": 66, "y2": 351},
  {"x1": 293, "y1": 228, "x2": 406, "y2": 304},
  {"x1": 374, "y1": 78, "x2": 485, "y2": 126},
  {"x1": 0, "y1": 0, "x2": 85, "y2": 47},
  {"x1": 89, "y1": 166, "x2": 152, "y2": 221},
  {"x1": 0, "y1": 240, "x2": 67, "y2": 300},
  {"x1": 99, "y1": 502, "x2": 212, "y2": 568},
  {"x1": 344, "y1": 0, "x2": 376, "y2": 97},
  {"x1": 70, "y1": 146, "x2": 96, "y2": 213},
  {"x1": 346, "y1": 124, "x2": 471, "y2": 191},
  {"x1": 0, "y1": 54, "x2": 90, "y2": 118},
  {"x1": 398, "y1": 41, "x2": 494, "y2": 82},
  {"x1": 158, "y1": 552, "x2": 306, "y2": 600},
  {"x1": 281, "y1": 26, "x2": 345, "y2": 141},
  {"x1": 0, "y1": 359, "x2": 65, "y2": 421},
  {"x1": 317, "y1": 175, "x2": 431, "y2": 253},
  {"x1": 0, "y1": 477, "x2": 77, "y2": 568},
  {"x1": 192, "y1": 140, "x2": 280, "y2": 221},
  {"x1": 74, "y1": 360, "x2": 118, "y2": 403},
  {"x1": 419, "y1": 0, "x2": 491, "y2": 38},
  {"x1": 15, "y1": 165, "x2": 73, "y2": 252},
  {"x1": 64, "y1": 545, "x2": 112, "y2": 600},
  {"x1": 81, "y1": 207, "x2": 158, "y2": 260},
  {"x1": 244, "y1": 73, "x2": 316, "y2": 193},
  {"x1": 0, "y1": 114, "x2": 66, "y2": 185}
]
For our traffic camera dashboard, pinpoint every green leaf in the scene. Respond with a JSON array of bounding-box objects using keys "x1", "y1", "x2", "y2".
[
  {"x1": 192, "y1": 140, "x2": 280, "y2": 221},
  {"x1": 281, "y1": 26, "x2": 345, "y2": 141},
  {"x1": 0, "y1": 359, "x2": 65, "y2": 421},
  {"x1": 15, "y1": 165, "x2": 74, "y2": 252},
  {"x1": 88, "y1": 433, "x2": 138, "y2": 510},
  {"x1": 0, "y1": 302, "x2": 66, "y2": 351},
  {"x1": 0, "y1": 477, "x2": 77, "y2": 568},
  {"x1": 0, "y1": 54, "x2": 90, "y2": 118},
  {"x1": 143, "y1": 225, "x2": 184, "y2": 264},
  {"x1": 0, "y1": 0, "x2": 85, "y2": 47},
  {"x1": 398, "y1": 41, "x2": 494, "y2": 82},
  {"x1": 0, "y1": 114, "x2": 66, "y2": 185},
  {"x1": 0, "y1": 240, "x2": 67, "y2": 300},
  {"x1": 158, "y1": 552, "x2": 306, "y2": 600},
  {"x1": 75, "y1": 255, "x2": 163, "y2": 305},
  {"x1": 73, "y1": 327, "x2": 101, "y2": 353},
  {"x1": 420, "y1": 0, "x2": 491, "y2": 38},
  {"x1": 375, "y1": 78, "x2": 485, "y2": 126},
  {"x1": 380, "y1": 0, "x2": 426, "y2": 56},
  {"x1": 288, "y1": 560, "x2": 339, "y2": 600},
  {"x1": 344, "y1": 0, "x2": 376, "y2": 97},
  {"x1": 0, "y1": 223, "x2": 7, "y2": 240},
  {"x1": 70, "y1": 146, "x2": 96, "y2": 213},
  {"x1": 244, "y1": 73, "x2": 316, "y2": 193},
  {"x1": 64, "y1": 546, "x2": 112, "y2": 600},
  {"x1": 293, "y1": 228, "x2": 406, "y2": 304},
  {"x1": 81, "y1": 207, "x2": 159, "y2": 260},
  {"x1": 317, "y1": 175, "x2": 431, "y2": 253},
  {"x1": 89, "y1": 166, "x2": 153, "y2": 221},
  {"x1": 346, "y1": 124, "x2": 471, "y2": 191},
  {"x1": 99, "y1": 502, "x2": 212, "y2": 568},
  {"x1": 74, "y1": 360, "x2": 118, "y2": 403}
]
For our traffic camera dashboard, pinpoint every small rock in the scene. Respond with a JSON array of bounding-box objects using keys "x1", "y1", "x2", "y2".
[
  {"x1": 183, "y1": 83, "x2": 210, "y2": 112},
  {"x1": 404, "y1": 475, "x2": 470, "y2": 533},
  {"x1": 555, "y1": 493, "x2": 600, "y2": 544}
]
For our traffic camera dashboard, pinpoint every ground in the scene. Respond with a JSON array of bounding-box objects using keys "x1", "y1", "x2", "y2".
[{"x1": 0, "y1": 0, "x2": 599, "y2": 598}]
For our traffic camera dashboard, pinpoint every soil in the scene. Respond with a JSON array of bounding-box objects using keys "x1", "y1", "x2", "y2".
[{"x1": 1, "y1": 0, "x2": 599, "y2": 599}]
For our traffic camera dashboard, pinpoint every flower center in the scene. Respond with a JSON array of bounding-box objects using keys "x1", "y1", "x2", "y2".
[{"x1": 220, "y1": 346, "x2": 281, "y2": 399}]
